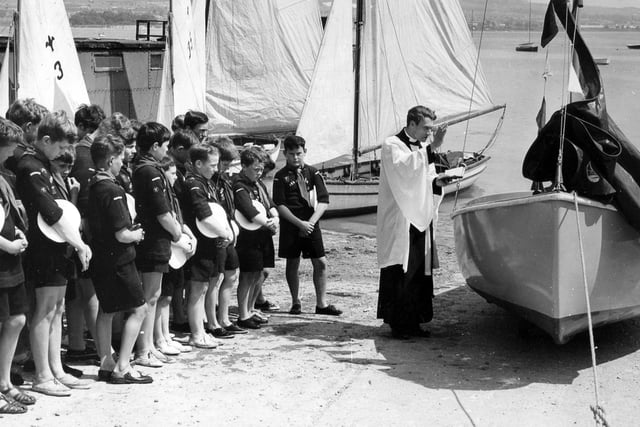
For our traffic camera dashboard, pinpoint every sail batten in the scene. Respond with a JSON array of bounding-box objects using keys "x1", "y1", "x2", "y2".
[{"x1": 205, "y1": 0, "x2": 322, "y2": 135}]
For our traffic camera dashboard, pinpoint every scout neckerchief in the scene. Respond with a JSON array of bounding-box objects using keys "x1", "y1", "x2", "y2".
[
  {"x1": 0, "y1": 175, "x2": 27, "y2": 231},
  {"x1": 296, "y1": 166, "x2": 312, "y2": 207},
  {"x1": 256, "y1": 179, "x2": 272, "y2": 218},
  {"x1": 135, "y1": 154, "x2": 184, "y2": 225}
]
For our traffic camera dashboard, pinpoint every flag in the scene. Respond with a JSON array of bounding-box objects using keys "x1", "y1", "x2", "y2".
[
  {"x1": 17, "y1": 0, "x2": 89, "y2": 116},
  {"x1": 541, "y1": 1, "x2": 558, "y2": 48},
  {"x1": 536, "y1": 97, "x2": 546, "y2": 130}
]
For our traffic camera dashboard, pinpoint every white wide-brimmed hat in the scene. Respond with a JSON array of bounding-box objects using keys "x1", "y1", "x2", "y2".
[
  {"x1": 196, "y1": 202, "x2": 229, "y2": 238},
  {"x1": 234, "y1": 200, "x2": 267, "y2": 231},
  {"x1": 37, "y1": 199, "x2": 81, "y2": 243}
]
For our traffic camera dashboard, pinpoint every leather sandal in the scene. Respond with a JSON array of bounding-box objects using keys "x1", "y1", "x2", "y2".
[
  {"x1": 1, "y1": 387, "x2": 36, "y2": 406},
  {"x1": 0, "y1": 394, "x2": 26, "y2": 414}
]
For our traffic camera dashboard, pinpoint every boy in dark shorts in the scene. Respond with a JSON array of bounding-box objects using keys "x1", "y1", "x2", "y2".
[
  {"x1": 233, "y1": 147, "x2": 279, "y2": 330},
  {"x1": 273, "y1": 135, "x2": 341, "y2": 316},
  {"x1": 132, "y1": 122, "x2": 189, "y2": 367},
  {"x1": 183, "y1": 144, "x2": 231, "y2": 347},
  {"x1": 88, "y1": 134, "x2": 151, "y2": 384},
  {"x1": 0, "y1": 118, "x2": 34, "y2": 414},
  {"x1": 16, "y1": 112, "x2": 93, "y2": 396},
  {"x1": 210, "y1": 137, "x2": 243, "y2": 335}
]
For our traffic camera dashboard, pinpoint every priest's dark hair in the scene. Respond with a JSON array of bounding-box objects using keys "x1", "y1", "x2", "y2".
[
  {"x1": 136, "y1": 122, "x2": 171, "y2": 153},
  {"x1": 283, "y1": 135, "x2": 306, "y2": 152},
  {"x1": 406, "y1": 105, "x2": 436, "y2": 126},
  {"x1": 91, "y1": 134, "x2": 125, "y2": 166},
  {"x1": 184, "y1": 110, "x2": 208, "y2": 129}
]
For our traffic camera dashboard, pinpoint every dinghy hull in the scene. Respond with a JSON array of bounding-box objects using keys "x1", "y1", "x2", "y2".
[{"x1": 452, "y1": 191, "x2": 640, "y2": 343}]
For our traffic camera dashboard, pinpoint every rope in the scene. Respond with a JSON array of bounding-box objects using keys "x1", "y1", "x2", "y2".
[
  {"x1": 451, "y1": 0, "x2": 490, "y2": 212},
  {"x1": 572, "y1": 192, "x2": 609, "y2": 427}
]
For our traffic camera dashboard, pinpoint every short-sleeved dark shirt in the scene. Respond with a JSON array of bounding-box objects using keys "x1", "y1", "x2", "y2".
[
  {"x1": 182, "y1": 171, "x2": 221, "y2": 256},
  {"x1": 87, "y1": 170, "x2": 136, "y2": 266},
  {"x1": 116, "y1": 164, "x2": 133, "y2": 194},
  {"x1": 272, "y1": 163, "x2": 329, "y2": 220},
  {"x1": 132, "y1": 154, "x2": 174, "y2": 262},
  {"x1": 233, "y1": 172, "x2": 274, "y2": 246},
  {"x1": 70, "y1": 136, "x2": 95, "y2": 216},
  {"x1": 15, "y1": 148, "x2": 67, "y2": 253},
  {"x1": 0, "y1": 176, "x2": 24, "y2": 288}
]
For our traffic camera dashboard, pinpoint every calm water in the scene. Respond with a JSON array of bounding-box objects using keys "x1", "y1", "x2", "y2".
[{"x1": 325, "y1": 30, "x2": 640, "y2": 234}]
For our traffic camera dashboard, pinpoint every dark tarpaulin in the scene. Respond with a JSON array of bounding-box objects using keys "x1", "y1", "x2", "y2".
[{"x1": 522, "y1": 0, "x2": 640, "y2": 231}]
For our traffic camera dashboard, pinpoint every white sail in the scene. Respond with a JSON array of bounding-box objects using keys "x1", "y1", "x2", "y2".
[
  {"x1": 358, "y1": 0, "x2": 495, "y2": 153},
  {"x1": 297, "y1": 0, "x2": 354, "y2": 167},
  {"x1": 0, "y1": 29, "x2": 11, "y2": 117},
  {"x1": 17, "y1": 0, "x2": 89, "y2": 116},
  {"x1": 205, "y1": 0, "x2": 322, "y2": 134},
  {"x1": 157, "y1": 0, "x2": 207, "y2": 127}
]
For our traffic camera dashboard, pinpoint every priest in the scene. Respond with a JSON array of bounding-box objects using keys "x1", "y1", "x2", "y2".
[{"x1": 376, "y1": 105, "x2": 450, "y2": 339}]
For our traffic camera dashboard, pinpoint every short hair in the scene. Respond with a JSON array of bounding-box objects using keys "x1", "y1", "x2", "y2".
[
  {"x1": 37, "y1": 111, "x2": 77, "y2": 143},
  {"x1": 170, "y1": 129, "x2": 198, "y2": 151},
  {"x1": 240, "y1": 146, "x2": 264, "y2": 167},
  {"x1": 97, "y1": 112, "x2": 136, "y2": 145},
  {"x1": 189, "y1": 143, "x2": 219, "y2": 164},
  {"x1": 171, "y1": 114, "x2": 185, "y2": 132},
  {"x1": 183, "y1": 110, "x2": 208, "y2": 129},
  {"x1": 283, "y1": 135, "x2": 306, "y2": 152},
  {"x1": 0, "y1": 117, "x2": 24, "y2": 147},
  {"x1": 53, "y1": 146, "x2": 76, "y2": 165},
  {"x1": 6, "y1": 98, "x2": 49, "y2": 128},
  {"x1": 159, "y1": 156, "x2": 175, "y2": 171},
  {"x1": 136, "y1": 122, "x2": 171, "y2": 153},
  {"x1": 90, "y1": 134, "x2": 125, "y2": 165},
  {"x1": 74, "y1": 104, "x2": 106, "y2": 132},
  {"x1": 406, "y1": 105, "x2": 436, "y2": 126},
  {"x1": 211, "y1": 136, "x2": 238, "y2": 162}
]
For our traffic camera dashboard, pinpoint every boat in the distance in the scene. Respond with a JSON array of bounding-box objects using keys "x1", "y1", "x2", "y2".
[
  {"x1": 515, "y1": 0, "x2": 538, "y2": 52},
  {"x1": 297, "y1": 0, "x2": 505, "y2": 217},
  {"x1": 594, "y1": 57, "x2": 610, "y2": 65},
  {"x1": 453, "y1": 0, "x2": 640, "y2": 344},
  {"x1": 626, "y1": 43, "x2": 640, "y2": 49}
]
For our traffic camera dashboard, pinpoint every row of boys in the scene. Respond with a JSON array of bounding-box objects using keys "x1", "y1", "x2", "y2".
[{"x1": 0, "y1": 100, "x2": 341, "y2": 414}]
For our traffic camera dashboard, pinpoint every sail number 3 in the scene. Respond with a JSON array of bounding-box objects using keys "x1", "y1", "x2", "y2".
[{"x1": 45, "y1": 35, "x2": 64, "y2": 80}]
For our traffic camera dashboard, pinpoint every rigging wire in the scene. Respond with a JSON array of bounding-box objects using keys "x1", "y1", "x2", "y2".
[{"x1": 452, "y1": 0, "x2": 489, "y2": 212}]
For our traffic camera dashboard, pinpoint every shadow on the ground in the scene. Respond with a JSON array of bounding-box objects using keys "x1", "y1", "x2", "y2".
[{"x1": 267, "y1": 286, "x2": 640, "y2": 391}]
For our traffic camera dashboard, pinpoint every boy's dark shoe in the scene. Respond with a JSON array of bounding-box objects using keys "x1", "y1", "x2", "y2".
[
  {"x1": 224, "y1": 324, "x2": 248, "y2": 335},
  {"x1": 315, "y1": 304, "x2": 342, "y2": 316},
  {"x1": 62, "y1": 363, "x2": 84, "y2": 378},
  {"x1": 237, "y1": 317, "x2": 261, "y2": 330},
  {"x1": 289, "y1": 303, "x2": 302, "y2": 315},
  {"x1": 254, "y1": 300, "x2": 280, "y2": 312},
  {"x1": 65, "y1": 348, "x2": 99, "y2": 363},
  {"x1": 170, "y1": 322, "x2": 191, "y2": 333}
]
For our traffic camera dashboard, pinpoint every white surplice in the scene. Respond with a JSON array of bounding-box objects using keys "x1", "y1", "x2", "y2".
[{"x1": 376, "y1": 133, "x2": 437, "y2": 274}]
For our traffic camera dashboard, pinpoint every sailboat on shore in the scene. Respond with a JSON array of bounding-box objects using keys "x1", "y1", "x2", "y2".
[
  {"x1": 296, "y1": 0, "x2": 505, "y2": 217},
  {"x1": 453, "y1": 0, "x2": 640, "y2": 344}
]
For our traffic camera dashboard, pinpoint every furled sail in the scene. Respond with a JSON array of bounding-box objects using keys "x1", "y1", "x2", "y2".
[
  {"x1": 17, "y1": 0, "x2": 89, "y2": 116},
  {"x1": 297, "y1": 0, "x2": 354, "y2": 167},
  {"x1": 157, "y1": 0, "x2": 207, "y2": 127},
  {"x1": 0, "y1": 25, "x2": 11, "y2": 117},
  {"x1": 205, "y1": 0, "x2": 322, "y2": 135},
  {"x1": 358, "y1": 0, "x2": 495, "y2": 154}
]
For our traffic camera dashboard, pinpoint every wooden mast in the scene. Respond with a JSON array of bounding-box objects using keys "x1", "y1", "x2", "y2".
[{"x1": 351, "y1": 0, "x2": 364, "y2": 181}]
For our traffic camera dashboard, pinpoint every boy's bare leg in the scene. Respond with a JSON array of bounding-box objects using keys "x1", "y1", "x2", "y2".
[
  {"x1": 218, "y1": 269, "x2": 238, "y2": 327},
  {"x1": 154, "y1": 296, "x2": 171, "y2": 346},
  {"x1": 78, "y1": 278, "x2": 98, "y2": 343},
  {"x1": 116, "y1": 304, "x2": 147, "y2": 374},
  {"x1": 48, "y1": 295, "x2": 67, "y2": 379},
  {"x1": 136, "y1": 272, "x2": 163, "y2": 357},
  {"x1": 205, "y1": 275, "x2": 222, "y2": 330},
  {"x1": 237, "y1": 271, "x2": 261, "y2": 320},
  {"x1": 96, "y1": 310, "x2": 116, "y2": 371},
  {"x1": 0, "y1": 314, "x2": 26, "y2": 390},
  {"x1": 285, "y1": 257, "x2": 302, "y2": 306},
  {"x1": 187, "y1": 281, "x2": 208, "y2": 341},
  {"x1": 30, "y1": 287, "x2": 65, "y2": 383},
  {"x1": 311, "y1": 257, "x2": 328, "y2": 308}
]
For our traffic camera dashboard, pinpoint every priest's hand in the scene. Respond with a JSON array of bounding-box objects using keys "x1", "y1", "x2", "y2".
[{"x1": 431, "y1": 124, "x2": 448, "y2": 149}]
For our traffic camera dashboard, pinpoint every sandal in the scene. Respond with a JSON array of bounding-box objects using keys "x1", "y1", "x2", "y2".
[
  {"x1": 1, "y1": 387, "x2": 36, "y2": 406},
  {"x1": 0, "y1": 394, "x2": 26, "y2": 414}
]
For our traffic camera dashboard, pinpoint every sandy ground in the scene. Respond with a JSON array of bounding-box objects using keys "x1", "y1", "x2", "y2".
[{"x1": 5, "y1": 213, "x2": 640, "y2": 427}]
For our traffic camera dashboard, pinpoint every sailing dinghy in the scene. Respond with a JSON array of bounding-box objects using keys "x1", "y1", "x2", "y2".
[
  {"x1": 296, "y1": 0, "x2": 505, "y2": 217},
  {"x1": 453, "y1": 0, "x2": 640, "y2": 344}
]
